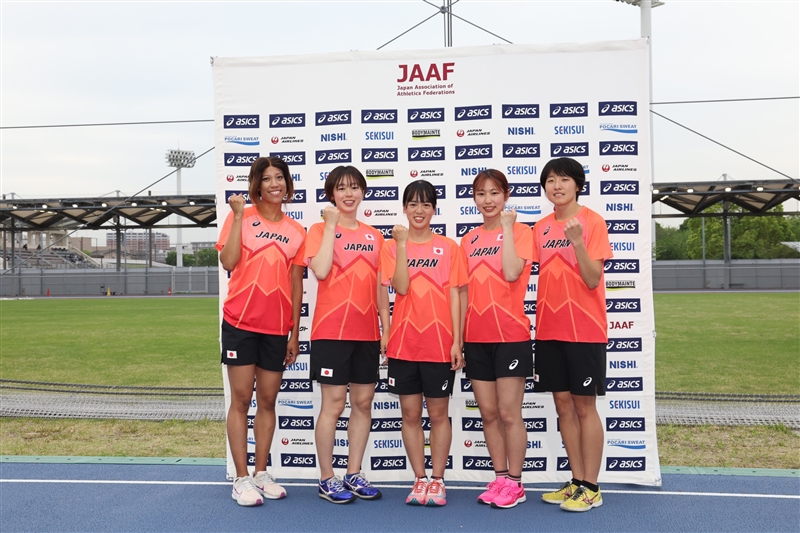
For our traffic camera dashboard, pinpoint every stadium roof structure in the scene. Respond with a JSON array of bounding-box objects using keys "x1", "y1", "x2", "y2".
[{"x1": 0, "y1": 179, "x2": 798, "y2": 232}]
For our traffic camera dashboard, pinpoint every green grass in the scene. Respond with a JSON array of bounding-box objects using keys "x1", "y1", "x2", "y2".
[
  {"x1": 1, "y1": 293, "x2": 798, "y2": 394},
  {"x1": 0, "y1": 298, "x2": 221, "y2": 388},
  {"x1": 653, "y1": 293, "x2": 799, "y2": 394}
]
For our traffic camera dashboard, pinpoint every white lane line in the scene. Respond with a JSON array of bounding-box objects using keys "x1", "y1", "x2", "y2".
[{"x1": 1, "y1": 479, "x2": 798, "y2": 499}]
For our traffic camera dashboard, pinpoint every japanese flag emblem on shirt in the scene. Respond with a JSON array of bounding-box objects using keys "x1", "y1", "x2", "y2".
[
  {"x1": 497, "y1": 234, "x2": 504, "y2": 241},
  {"x1": 433, "y1": 247, "x2": 444, "y2": 255},
  {"x1": 365, "y1": 233, "x2": 375, "y2": 241}
]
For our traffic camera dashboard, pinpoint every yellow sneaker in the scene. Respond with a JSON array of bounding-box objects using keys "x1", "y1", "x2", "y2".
[
  {"x1": 560, "y1": 486, "x2": 603, "y2": 512},
  {"x1": 541, "y1": 481, "x2": 578, "y2": 504}
]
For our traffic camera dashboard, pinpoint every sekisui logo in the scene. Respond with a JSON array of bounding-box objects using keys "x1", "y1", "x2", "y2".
[
  {"x1": 269, "y1": 151, "x2": 306, "y2": 165},
  {"x1": 408, "y1": 108, "x2": 445, "y2": 123},
  {"x1": 502, "y1": 104, "x2": 540, "y2": 118},
  {"x1": 600, "y1": 141, "x2": 639, "y2": 156},
  {"x1": 362, "y1": 109, "x2": 398, "y2": 124},
  {"x1": 361, "y1": 148, "x2": 398, "y2": 162},
  {"x1": 278, "y1": 416, "x2": 314, "y2": 430},
  {"x1": 408, "y1": 147, "x2": 445, "y2": 161},
  {"x1": 316, "y1": 149, "x2": 352, "y2": 164},
  {"x1": 315, "y1": 110, "x2": 351, "y2": 126},
  {"x1": 269, "y1": 113, "x2": 305, "y2": 128},
  {"x1": 606, "y1": 299, "x2": 641, "y2": 313},
  {"x1": 455, "y1": 144, "x2": 492, "y2": 160},
  {"x1": 550, "y1": 103, "x2": 588, "y2": 118},
  {"x1": 522, "y1": 458, "x2": 547, "y2": 472},
  {"x1": 371, "y1": 418, "x2": 404, "y2": 432},
  {"x1": 462, "y1": 417, "x2": 484, "y2": 431},
  {"x1": 281, "y1": 453, "x2": 316, "y2": 467},
  {"x1": 607, "y1": 417, "x2": 645, "y2": 432},
  {"x1": 599, "y1": 101, "x2": 638, "y2": 116},
  {"x1": 371, "y1": 456, "x2": 407, "y2": 470},
  {"x1": 463, "y1": 456, "x2": 494, "y2": 470},
  {"x1": 604, "y1": 259, "x2": 640, "y2": 273},
  {"x1": 373, "y1": 439, "x2": 404, "y2": 449},
  {"x1": 606, "y1": 220, "x2": 640, "y2": 234},
  {"x1": 607, "y1": 338, "x2": 643, "y2": 352},
  {"x1": 280, "y1": 379, "x2": 314, "y2": 393},
  {"x1": 455, "y1": 105, "x2": 492, "y2": 121},
  {"x1": 509, "y1": 183, "x2": 541, "y2": 197},
  {"x1": 607, "y1": 377, "x2": 643, "y2": 392},
  {"x1": 457, "y1": 222, "x2": 482, "y2": 237},
  {"x1": 291, "y1": 190, "x2": 307, "y2": 203},
  {"x1": 364, "y1": 186, "x2": 398, "y2": 201},
  {"x1": 224, "y1": 115, "x2": 259, "y2": 129},
  {"x1": 601, "y1": 181, "x2": 639, "y2": 195},
  {"x1": 224, "y1": 153, "x2": 259, "y2": 167},
  {"x1": 607, "y1": 457, "x2": 646, "y2": 471},
  {"x1": 551, "y1": 142, "x2": 589, "y2": 157},
  {"x1": 503, "y1": 143, "x2": 540, "y2": 158}
]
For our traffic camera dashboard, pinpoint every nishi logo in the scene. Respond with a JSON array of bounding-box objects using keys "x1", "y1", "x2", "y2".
[
  {"x1": 224, "y1": 115, "x2": 259, "y2": 129},
  {"x1": 606, "y1": 417, "x2": 645, "y2": 432},
  {"x1": 599, "y1": 101, "x2": 638, "y2": 116},
  {"x1": 371, "y1": 456, "x2": 407, "y2": 470},
  {"x1": 455, "y1": 144, "x2": 492, "y2": 160},
  {"x1": 279, "y1": 379, "x2": 314, "y2": 393},
  {"x1": 224, "y1": 153, "x2": 259, "y2": 167},
  {"x1": 509, "y1": 183, "x2": 541, "y2": 197},
  {"x1": 316, "y1": 149, "x2": 352, "y2": 164},
  {"x1": 364, "y1": 186, "x2": 398, "y2": 201},
  {"x1": 408, "y1": 108, "x2": 445, "y2": 123},
  {"x1": 503, "y1": 143, "x2": 540, "y2": 158},
  {"x1": 281, "y1": 453, "x2": 316, "y2": 467},
  {"x1": 455, "y1": 105, "x2": 492, "y2": 121},
  {"x1": 362, "y1": 109, "x2": 398, "y2": 124},
  {"x1": 269, "y1": 113, "x2": 305, "y2": 128},
  {"x1": 606, "y1": 377, "x2": 643, "y2": 392},
  {"x1": 606, "y1": 220, "x2": 639, "y2": 234},
  {"x1": 502, "y1": 104, "x2": 539, "y2": 118},
  {"x1": 607, "y1": 338, "x2": 642, "y2": 352},
  {"x1": 600, "y1": 141, "x2": 638, "y2": 156},
  {"x1": 604, "y1": 259, "x2": 640, "y2": 273},
  {"x1": 613, "y1": 186, "x2": 646, "y2": 206},
  {"x1": 315, "y1": 110, "x2": 351, "y2": 126},
  {"x1": 269, "y1": 151, "x2": 306, "y2": 166},
  {"x1": 606, "y1": 298, "x2": 641, "y2": 313},
  {"x1": 408, "y1": 147, "x2": 445, "y2": 161},
  {"x1": 278, "y1": 416, "x2": 314, "y2": 430},
  {"x1": 550, "y1": 142, "x2": 589, "y2": 157},
  {"x1": 361, "y1": 148, "x2": 398, "y2": 162},
  {"x1": 606, "y1": 457, "x2": 645, "y2": 471},
  {"x1": 550, "y1": 103, "x2": 588, "y2": 118}
]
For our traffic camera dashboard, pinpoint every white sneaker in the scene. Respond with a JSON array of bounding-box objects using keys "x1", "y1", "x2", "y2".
[
  {"x1": 231, "y1": 475, "x2": 263, "y2": 506},
  {"x1": 254, "y1": 470, "x2": 286, "y2": 500}
]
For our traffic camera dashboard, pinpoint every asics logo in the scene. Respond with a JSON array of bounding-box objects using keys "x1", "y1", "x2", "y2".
[
  {"x1": 441, "y1": 380, "x2": 448, "y2": 390},
  {"x1": 583, "y1": 377, "x2": 592, "y2": 387},
  {"x1": 509, "y1": 359, "x2": 519, "y2": 370}
]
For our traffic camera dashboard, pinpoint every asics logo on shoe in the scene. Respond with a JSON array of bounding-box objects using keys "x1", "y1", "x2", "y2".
[
  {"x1": 441, "y1": 380, "x2": 448, "y2": 390},
  {"x1": 583, "y1": 377, "x2": 592, "y2": 386},
  {"x1": 509, "y1": 359, "x2": 519, "y2": 370}
]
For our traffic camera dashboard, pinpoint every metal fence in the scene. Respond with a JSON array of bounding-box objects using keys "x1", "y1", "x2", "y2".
[{"x1": 653, "y1": 259, "x2": 800, "y2": 290}]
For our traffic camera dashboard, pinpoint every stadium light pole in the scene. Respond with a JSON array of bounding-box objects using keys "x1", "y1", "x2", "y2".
[{"x1": 165, "y1": 149, "x2": 196, "y2": 268}]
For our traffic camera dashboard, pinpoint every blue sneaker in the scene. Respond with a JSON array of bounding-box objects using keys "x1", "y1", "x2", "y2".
[
  {"x1": 344, "y1": 471, "x2": 382, "y2": 500},
  {"x1": 319, "y1": 475, "x2": 356, "y2": 504}
]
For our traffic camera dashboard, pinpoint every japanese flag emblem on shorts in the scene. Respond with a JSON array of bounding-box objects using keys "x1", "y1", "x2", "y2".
[
  {"x1": 321, "y1": 368, "x2": 334, "y2": 377},
  {"x1": 226, "y1": 350, "x2": 237, "y2": 359}
]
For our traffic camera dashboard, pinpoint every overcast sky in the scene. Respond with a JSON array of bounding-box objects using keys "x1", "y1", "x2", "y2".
[{"x1": 1, "y1": 0, "x2": 798, "y2": 241}]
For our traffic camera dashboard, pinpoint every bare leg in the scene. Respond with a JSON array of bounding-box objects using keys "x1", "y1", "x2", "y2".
[
  {"x1": 425, "y1": 396, "x2": 451, "y2": 478},
  {"x1": 572, "y1": 394, "x2": 603, "y2": 484},
  {"x1": 495, "y1": 377, "x2": 526, "y2": 477},
  {"x1": 553, "y1": 391, "x2": 584, "y2": 481},
  {"x1": 315, "y1": 384, "x2": 347, "y2": 480},
  {"x1": 226, "y1": 364, "x2": 256, "y2": 478},
  {"x1": 470, "y1": 380, "x2": 507, "y2": 472},
  {"x1": 253, "y1": 368, "x2": 283, "y2": 473},
  {"x1": 346, "y1": 383, "x2": 376, "y2": 475},
  {"x1": 400, "y1": 394, "x2": 426, "y2": 478}
]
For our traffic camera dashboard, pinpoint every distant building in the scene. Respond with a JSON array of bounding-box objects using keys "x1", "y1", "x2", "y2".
[{"x1": 106, "y1": 232, "x2": 170, "y2": 252}]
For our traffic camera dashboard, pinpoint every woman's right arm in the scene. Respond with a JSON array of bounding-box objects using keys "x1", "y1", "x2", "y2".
[
  {"x1": 309, "y1": 206, "x2": 339, "y2": 280},
  {"x1": 219, "y1": 194, "x2": 246, "y2": 271}
]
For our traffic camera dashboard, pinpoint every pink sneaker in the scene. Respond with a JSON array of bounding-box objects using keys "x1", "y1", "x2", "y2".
[
  {"x1": 490, "y1": 478, "x2": 526, "y2": 509},
  {"x1": 405, "y1": 477, "x2": 428, "y2": 505},
  {"x1": 477, "y1": 477, "x2": 505, "y2": 505},
  {"x1": 425, "y1": 478, "x2": 447, "y2": 506}
]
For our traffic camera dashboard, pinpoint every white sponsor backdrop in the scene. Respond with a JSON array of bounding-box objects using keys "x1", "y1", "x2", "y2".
[{"x1": 213, "y1": 40, "x2": 660, "y2": 485}]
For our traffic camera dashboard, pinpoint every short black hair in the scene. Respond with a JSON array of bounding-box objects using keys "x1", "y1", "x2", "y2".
[
  {"x1": 402, "y1": 180, "x2": 438, "y2": 207},
  {"x1": 323, "y1": 166, "x2": 367, "y2": 205},
  {"x1": 539, "y1": 157, "x2": 586, "y2": 199}
]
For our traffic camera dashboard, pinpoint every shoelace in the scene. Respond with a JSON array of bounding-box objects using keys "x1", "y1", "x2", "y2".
[
  {"x1": 348, "y1": 472, "x2": 370, "y2": 487},
  {"x1": 259, "y1": 472, "x2": 277, "y2": 485},
  {"x1": 325, "y1": 476, "x2": 347, "y2": 492},
  {"x1": 413, "y1": 478, "x2": 428, "y2": 493},
  {"x1": 238, "y1": 476, "x2": 258, "y2": 492},
  {"x1": 427, "y1": 480, "x2": 443, "y2": 495},
  {"x1": 569, "y1": 486, "x2": 587, "y2": 501}
]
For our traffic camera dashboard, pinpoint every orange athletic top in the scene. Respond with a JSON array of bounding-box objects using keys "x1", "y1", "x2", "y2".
[
  {"x1": 304, "y1": 221, "x2": 384, "y2": 341},
  {"x1": 216, "y1": 207, "x2": 306, "y2": 335},
  {"x1": 381, "y1": 235, "x2": 467, "y2": 363},
  {"x1": 531, "y1": 206, "x2": 613, "y2": 343},
  {"x1": 461, "y1": 222, "x2": 533, "y2": 343}
]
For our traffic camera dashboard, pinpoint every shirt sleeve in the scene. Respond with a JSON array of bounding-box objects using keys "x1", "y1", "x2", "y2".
[
  {"x1": 586, "y1": 212, "x2": 613, "y2": 262},
  {"x1": 290, "y1": 224, "x2": 308, "y2": 267},
  {"x1": 303, "y1": 223, "x2": 324, "y2": 265},
  {"x1": 514, "y1": 222, "x2": 534, "y2": 265},
  {"x1": 449, "y1": 239, "x2": 468, "y2": 288},
  {"x1": 530, "y1": 224, "x2": 539, "y2": 263},
  {"x1": 215, "y1": 210, "x2": 235, "y2": 252},
  {"x1": 380, "y1": 240, "x2": 396, "y2": 287}
]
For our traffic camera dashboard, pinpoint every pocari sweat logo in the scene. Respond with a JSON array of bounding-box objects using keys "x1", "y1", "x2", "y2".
[
  {"x1": 408, "y1": 108, "x2": 445, "y2": 123},
  {"x1": 316, "y1": 149, "x2": 352, "y2": 164},
  {"x1": 600, "y1": 141, "x2": 638, "y2": 156},
  {"x1": 601, "y1": 181, "x2": 639, "y2": 195},
  {"x1": 455, "y1": 144, "x2": 492, "y2": 160},
  {"x1": 503, "y1": 144, "x2": 540, "y2": 158},
  {"x1": 361, "y1": 148, "x2": 398, "y2": 162},
  {"x1": 364, "y1": 186, "x2": 399, "y2": 201},
  {"x1": 599, "y1": 101, "x2": 638, "y2": 116},
  {"x1": 408, "y1": 147, "x2": 445, "y2": 161},
  {"x1": 502, "y1": 104, "x2": 539, "y2": 118},
  {"x1": 455, "y1": 105, "x2": 492, "y2": 121},
  {"x1": 550, "y1": 103, "x2": 588, "y2": 118},
  {"x1": 604, "y1": 259, "x2": 640, "y2": 273},
  {"x1": 315, "y1": 110, "x2": 351, "y2": 126},
  {"x1": 269, "y1": 113, "x2": 305, "y2": 128},
  {"x1": 551, "y1": 142, "x2": 589, "y2": 157},
  {"x1": 224, "y1": 115, "x2": 259, "y2": 129},
  {"x1": 269, "y1": 151, "x2": 306, "y2": 166},
  {"x1": 361, "y1": 109, "x2": 398, "y2": 124},
  {"x1": 224, "y1": 153, "x2": 259, "y2": 167}
]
